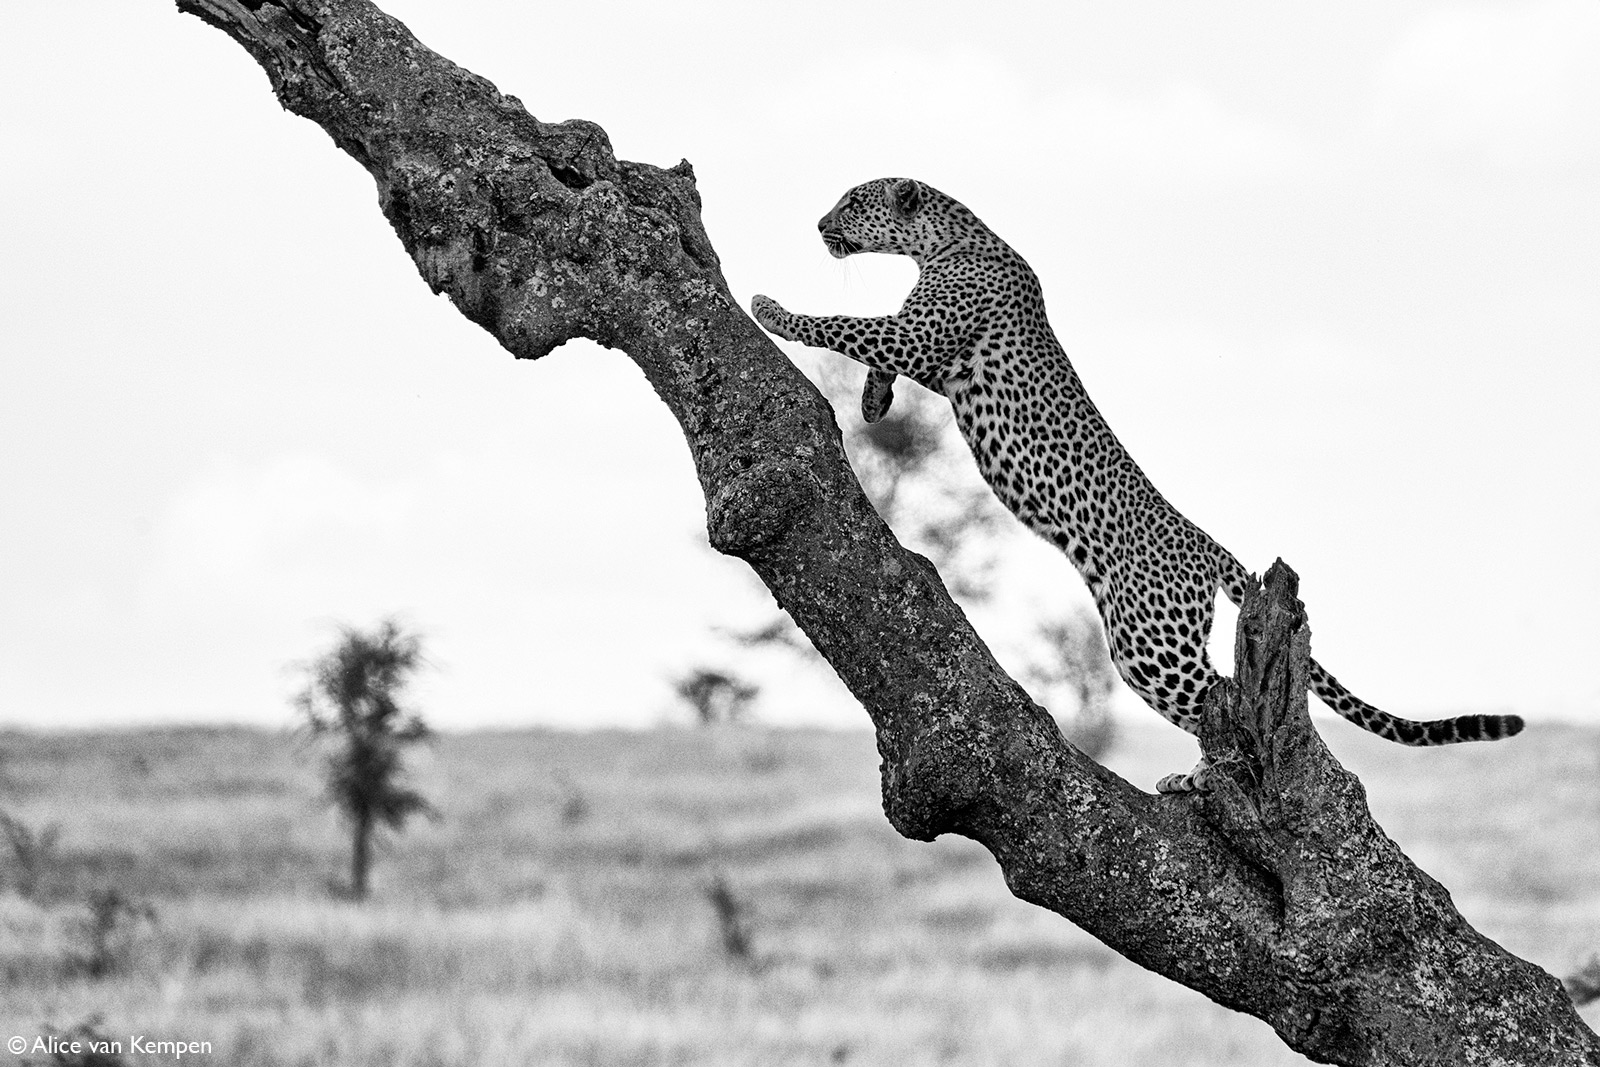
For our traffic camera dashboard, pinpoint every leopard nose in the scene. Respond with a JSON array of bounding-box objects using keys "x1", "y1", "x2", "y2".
[{"x1": 817, "y1": 215, "x2": 831, "y2": 233}]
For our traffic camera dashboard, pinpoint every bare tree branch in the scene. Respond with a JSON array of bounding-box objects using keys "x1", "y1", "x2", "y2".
[{"x1": 178, "y1": 2, "x2": 1599, "y2": 1062}]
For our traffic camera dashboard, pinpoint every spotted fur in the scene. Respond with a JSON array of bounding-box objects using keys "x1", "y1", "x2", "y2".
[{"x1": 752, "y1": 178, "x2": 1523, "y2": 780}]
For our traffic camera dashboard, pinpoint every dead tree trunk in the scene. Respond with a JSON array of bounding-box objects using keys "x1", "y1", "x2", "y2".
[{"x1": 176, "y1": 2, "x2": 1598, "y2": 1062}]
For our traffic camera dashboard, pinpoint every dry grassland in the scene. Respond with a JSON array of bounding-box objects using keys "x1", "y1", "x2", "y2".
[{"x1": 1, "y1": 718, "x2": 1596, "y2": 1065}]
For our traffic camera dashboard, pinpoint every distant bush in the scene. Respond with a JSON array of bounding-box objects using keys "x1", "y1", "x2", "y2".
[
  {"x1": 704, "y1": 873, "x2": 754, "y2": 961},
  {"x1": 554, "y1": 774, "x2": 589, "y2": 826},
  {"x1": 0, "y1": 810, "x2": 62, "y2": 900},
  {"x1": 71, "y1": 888, "x2": 156, "y2": 979}
]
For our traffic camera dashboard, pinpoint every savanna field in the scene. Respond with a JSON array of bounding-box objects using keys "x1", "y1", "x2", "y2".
[{"x1": 2, "y1": 719, "x2": 1597, "y2": 1066}]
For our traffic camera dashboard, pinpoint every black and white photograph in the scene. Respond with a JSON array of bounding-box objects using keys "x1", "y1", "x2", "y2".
[{"x1": 3, "y1": 1, "x2": 1598, "y2": 1063}]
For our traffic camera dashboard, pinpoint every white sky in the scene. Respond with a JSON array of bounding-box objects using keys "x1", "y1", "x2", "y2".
[{"x1": 1, "y1": 1, "x2": 1596, "y2": 731}]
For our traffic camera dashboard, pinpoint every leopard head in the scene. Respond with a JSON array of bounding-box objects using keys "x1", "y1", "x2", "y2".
[{"x1": 816, "y1": 178, "x2": 940, "y2": 259}]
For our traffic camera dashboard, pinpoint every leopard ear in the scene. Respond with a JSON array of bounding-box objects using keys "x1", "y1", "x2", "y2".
[{"x1": 890, "y1": 178, "x2": 924, "y2": 218}]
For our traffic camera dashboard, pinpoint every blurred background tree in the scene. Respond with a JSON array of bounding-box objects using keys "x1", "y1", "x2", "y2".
[
  {"x1": 674, "y1": 667, "x2": 760, "y2": 727},
  {"x1": 0, "y1": 810, "x2": 63, "y2": 902},
  {"x1": 722, "y1": 356, "x2": 1120, "y2": 759},
  {"x1": 295, "y1": 619, "x2": 434, "y2": 900},
  {"x1": 1566, "y1": 956, "x2": 1600, "y2": 1007},
  {"x1": 1021, "y1": 606, "x2": 1120, "y2": 759}
]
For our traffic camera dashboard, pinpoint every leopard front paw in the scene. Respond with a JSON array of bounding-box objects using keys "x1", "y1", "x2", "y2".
[
  {"x1": 750, "y1": 294, "x2": 797, "y2": 341},
  {"x1": 861, "y1": 369, "x2": 896, "y2": 423}
]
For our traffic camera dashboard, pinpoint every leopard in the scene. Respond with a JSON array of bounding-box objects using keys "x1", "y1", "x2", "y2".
[{"x1": 750, "y1": 177, "x2": 1523, "y2": 792}]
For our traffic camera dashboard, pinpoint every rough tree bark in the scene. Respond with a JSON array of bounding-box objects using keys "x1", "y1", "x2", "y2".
[{"x1": 177, "y1": 2, "x2": 1599, "y2": 1063}]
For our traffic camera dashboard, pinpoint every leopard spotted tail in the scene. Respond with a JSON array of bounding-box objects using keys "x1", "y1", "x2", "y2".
[
  {"x1": 1307, "y1": 660, "x2": 1523, "y2": 744},
  {"x1": 1215, "y1": 550, "x2": 1524, "y2": 746}
]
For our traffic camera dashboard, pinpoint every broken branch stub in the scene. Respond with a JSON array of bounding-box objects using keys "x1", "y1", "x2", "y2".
[{"x1": 1198, "y1": 561, "x2": 1588, "y2": 1063}]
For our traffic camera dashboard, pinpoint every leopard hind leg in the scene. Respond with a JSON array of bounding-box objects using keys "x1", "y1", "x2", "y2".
[{"x1": 1095, "y1": 583, "x2": 1222, "y2": 793}]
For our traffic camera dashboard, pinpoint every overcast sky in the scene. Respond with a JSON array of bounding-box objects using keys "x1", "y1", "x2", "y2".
[{"x1": 2, "y1": 1, "x2": 1596, "y2": 732}]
